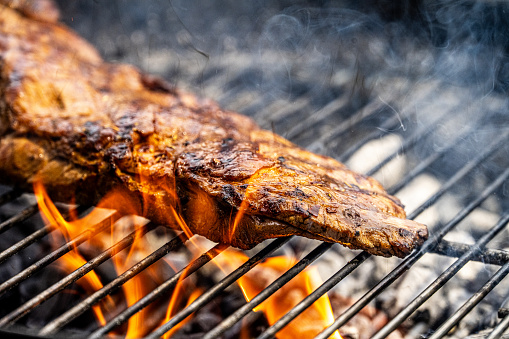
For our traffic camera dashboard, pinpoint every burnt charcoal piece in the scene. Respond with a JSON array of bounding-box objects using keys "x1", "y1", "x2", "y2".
[{"x1": 0, "y1": 1, "x2": 427, "y2": 257}]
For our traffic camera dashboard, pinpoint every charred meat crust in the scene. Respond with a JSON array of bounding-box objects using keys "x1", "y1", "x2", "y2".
[{"x1": 0, "y1": 3, "x2": 427, "y2": 257}]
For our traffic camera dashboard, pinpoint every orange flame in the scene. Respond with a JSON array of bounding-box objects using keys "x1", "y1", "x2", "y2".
[
  {"x1": 219, "y1": 173, "x2": 342, "y2": 338},
  {"x1": 240, "y1": 257, "x2": 341, "y2": 339},
  {"x1": 33, "y1": 181, "x2": 114, "y2": 326},
  {"x1": 163, "y1": 286, "x2": 203, "y2": 339},
  {"x1": 212, "y1": 250, "x2": 342, "y2": 339},
  {"x1": 110, "y1": 216, "x2": 150, "y2": 339},
  {"x1": 34, "y1": 173, "x2": 341, "y2": 338}
]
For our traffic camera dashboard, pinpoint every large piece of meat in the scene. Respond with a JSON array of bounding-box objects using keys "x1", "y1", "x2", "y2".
[{"x1": 0, "y1": 1, "x2": 427, "y2": 257}]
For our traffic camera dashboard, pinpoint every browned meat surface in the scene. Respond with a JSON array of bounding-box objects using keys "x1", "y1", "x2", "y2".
[{"x1": 0, "y1": 2, "x2": 427, "y2": 257}]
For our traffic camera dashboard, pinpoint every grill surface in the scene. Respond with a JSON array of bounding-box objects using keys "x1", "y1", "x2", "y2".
[{"x1": 1, "y1": 1, "x2": 509, "y2": 338}]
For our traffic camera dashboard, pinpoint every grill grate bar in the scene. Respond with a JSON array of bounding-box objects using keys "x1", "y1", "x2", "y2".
[
  {"x1": 145, "y1": 236, "x2": 291, "y2": 339},
  {"x1": 406, "y1": 130, "x2": 509, "y2": 221},
  {"x1": 316, "y1": 166, "x2": 509, "y2": 339},
  {"x1": 430, "y1": 260, "x2": 509, "y2": 339},
  {"x1": 305, "y1": 96, "x2": 401, "y2": 153},
  {"x1": 488, "y1": 313, "x2": 509, "y2": 339},
  {"x1": 260, "y1": 97, "x2": 311, "y2": 131},
  {"x1": 337, "y1": 83, "x2": 440, "y2": 162},
  {"x1": 258, "y1": 129, "x2": 509, "y2": 339},
  {"x1": 283, "y1": 95, "x2": 352, "y2": 141},
  {"x1": 387, "y1": 121, "x2": 481, "y2": 195},
  {"x1": 365, "y1": 105, "x2": 469, "y2": 177},
  {"x1": 0, "y1": 209, "x2": 118, "y2": 298},
  {"x1": 0, "y1": 221, "x2": 156, "y2": 328},
  {"x1": 261, "y1": 240, "x2": 509, "y2": 339},
  {"x1": 372, "y1": 212, "x2": 509, "y2": 339},
  {"x1": 0, "y1": 206, "x2": 87, "y2": 265},
  {"x1": 38, "y1": 233, "x2": 187, "y2": 336},
  {"x1": 0, "y1": 225, "x2": 53, "y2": 265},
  {"x1": 257, "y1": 251, "x2": 371, "y2": 339},
  {"x1": 286, "y1": 78, "x2": 435, "y2": 146},
  {"x1": 88, "y1": 243, "x2": 228, "y2": 339},
  {"x1": 0, "y1": 204, "x2": 39, "y2": 235},
  {"x1": 431, "y1": 240, "x2": 509, "y2": 266},
  {"x1": 305, "y1": 81, "x2": 432, "y2": 152},
  {"x1": 252, "y1": 98, "x2": 292, "y2": 123},
  {"x1": 200, "y1": 242, "x2": 334, "y2": 339}
]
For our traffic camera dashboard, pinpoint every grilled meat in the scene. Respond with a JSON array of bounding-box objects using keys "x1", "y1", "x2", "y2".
[{"x1": 0, "y1": 2, "x2": 427, "y2": 257}]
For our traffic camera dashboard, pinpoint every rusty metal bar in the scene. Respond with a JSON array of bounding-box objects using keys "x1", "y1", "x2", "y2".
[
  {"x1": 0, "y1": 204, "x2": 39, "y2": 235},
  {"x1": 201, "y1": 242, "x2": 333, "y2": 339},
  {"x1": 88, "y1": 243, "x2": 228, "y2": 339},
  {"x1": 315, "y1": 165, "x2": 509, "y2": 339},
  {"x1": 0, "y1": 209, "x2": 118, "y2": 297},
  {"x1": 38, "y1": 233, "x2": 188, "y2": 336},
  {"x1": 365, "y1": 105, "x2": 463, "y2": 177},
  {"x1": 0, "y1": 222, "x2": 156, "y2": 327},
  {"x1": 386, "y1": 120, "x2": 496, "y2": 195},
  {"x1": 488, "y1": 313, "x2": 509, "y2": 339},
  {"x1": 257, "y1": 251, "x2": 371, "y2": 339},
  {"x1": 145, "y1": 236, "x2": 291, "y2": 339},
  {"x1": 0, "y1": 205, "x2": 87, "y2": 265},
  {"x1": 431, "y1": 240, "x2": 509, "y2": 266},
  {"x1": 429, "y1": 260, "x2": 509, "y2": 339},
  {"x1": 372, "y1": 212, "x2": 509, "y2": 338}
]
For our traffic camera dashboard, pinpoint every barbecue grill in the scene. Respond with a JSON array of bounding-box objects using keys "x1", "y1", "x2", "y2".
[{"x1": 1, "y1": 1, "x2": 509, "y2": 338}]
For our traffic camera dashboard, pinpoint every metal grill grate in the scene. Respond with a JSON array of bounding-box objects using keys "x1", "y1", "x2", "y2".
[
  {"x1": 2, "y1": 1, "x2": 509, "y2": 338},
  {"x1": 0, "y1": 72, "x2": 508, "y2": 338}
]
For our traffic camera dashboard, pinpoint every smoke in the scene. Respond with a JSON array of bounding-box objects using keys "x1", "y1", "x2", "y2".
[
  {"x1": 55, "y1": 1, "x2": 508, "y2": 98},
  {"x1": 47, "y1": 1, "x2": 509, "y2": 336}
]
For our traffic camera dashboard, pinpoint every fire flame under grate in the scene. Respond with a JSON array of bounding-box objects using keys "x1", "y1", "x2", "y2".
[
  {"x1": 0, "y1": 78, "x2": 509, "y2": 338},
  {"x1": 2, "y1": 1, "x2": 509, "y2": 338}
]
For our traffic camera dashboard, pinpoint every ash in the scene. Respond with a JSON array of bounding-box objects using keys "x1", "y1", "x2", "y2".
[{"x1": 13, "y1": 0, "x2": 509, "y2": 337}]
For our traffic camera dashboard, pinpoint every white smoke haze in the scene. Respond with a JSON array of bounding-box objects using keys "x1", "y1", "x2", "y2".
[{"x1": 54, "y1": 1, "x2": 509, "y2": 337}]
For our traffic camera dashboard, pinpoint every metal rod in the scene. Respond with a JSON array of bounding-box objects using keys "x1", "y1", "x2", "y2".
[
  {"x1": 0, "y1": 225, "x2": 54, "y2": 265},
  {"x1": 365, "y1": 104, "x2": 461, "y2": 177},
  {"x1": 337, "y1": 112, "x2": 408, "y2": 163},
  {"x1": 88, "y1": 243, "x2": 228, "y2": 339},
  {"x1": 262, "y1": 236, "x2": 508, "y2": 339},
  {"x1": 202, "y1": 242, "x2": 333, "y2": 339},
  {"x1": 0, "y1": 210, "x2": 118, "y2": 297},
  {"x1": 257, "y1": 251, "x2": 371, "y2": 339},
  {"x1": 387, "y1": 121, "x2": 492, "y2": 195},
  {"x1": 336, "y1": 81, "x2": 446, "y2": 163},
  {"x1": 284, "y1": 95, "x2": 350, "y2": 141},
  {"x1": 306, "y1": 94, "x2": 400, "y2": 153},
  {"x1": 267, "y1": 97, "x2": 312, "y2": 135},
  {"x1": 315, "y1": 166, "x2": 509, "y2": 339},
  {"x1": 253, "y1": 99, "x2": 290, "y2": 123},
  {"x1": 372, "y1": 212, "x2": 509, "y2": 339},
  {"x1": 0, "y1": 205, "x2": 87, "y2": 265},
  {"x1": 38, "y1": 233, "x2": 187, "y2": 336},
  {"x1": 488, "y1": 313, "x2": 509, "y2": 339},
  {"x1": 406, "y1": 131, "x2": 509, "y2": 221},
  {"x1": 430, "y1": 261, "x2": 509, "y2": 339},
  {"x1": 0, "y1": 222, "x2": 156, "y2": 327},
  {"x1": 145, "y1": 236, "x2": 291, "y2": 339},
  {"x1": 0, "y1": 204, "x2": 39, "y2": 235},
  {"x1": 431, "y1": 240, "x2": 509, "y2": 266}
]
